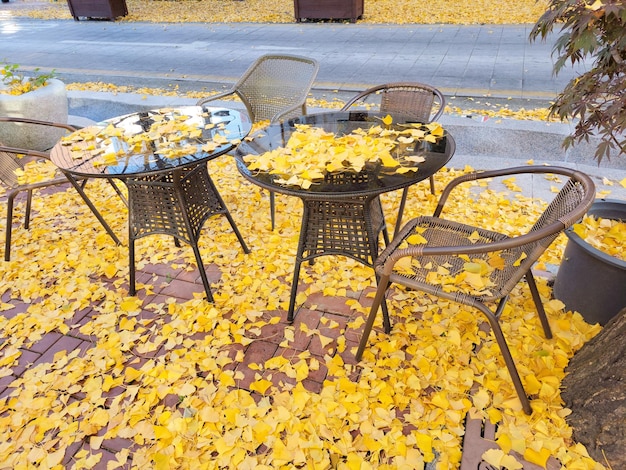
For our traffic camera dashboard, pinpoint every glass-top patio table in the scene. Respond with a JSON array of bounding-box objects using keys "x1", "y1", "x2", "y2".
[
  {"x1": 50, "y1": 106, "x2": 252, "y2": 301},
  {"x1": 235, "y1": 110, "x2": 456, "y2": 322}
]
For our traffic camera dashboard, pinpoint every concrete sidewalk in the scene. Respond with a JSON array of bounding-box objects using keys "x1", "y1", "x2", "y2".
[
  {"x1": 66, "y1": 90, "x2": 626, "y2": 201},
  {"x1": 0, "y1": 13, "x2": 583, "y2": 101}
]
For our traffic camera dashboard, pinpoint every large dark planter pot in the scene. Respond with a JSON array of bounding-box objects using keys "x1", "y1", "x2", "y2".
[
  {"x1": 66, "y1": 0, "x2": 128, "y2": 20},
  {"x1": 553, "y1": 199, "x2": 626, "y2": 325},
  {"x1": 294, "y1": 0, "x2": 364, "y2": 23}
]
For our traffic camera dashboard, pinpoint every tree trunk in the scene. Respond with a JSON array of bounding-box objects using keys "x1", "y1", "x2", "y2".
[{"x1": 561, "y1": 308, "x2": 626, "y2": 469}]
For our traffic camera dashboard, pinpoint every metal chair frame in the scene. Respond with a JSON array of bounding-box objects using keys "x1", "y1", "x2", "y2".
[
  {"x1": 1, "y1": 117, "x2": 121, "y2": 261},
  {"x1": 355, "y1": 166, "x2": 596, "y2": 415},
  {"x1": 197, "y1": 54, "x2": 319, "y2": 230},
  {"x1": 341, "y1": 82, "x2": 446, "y2": 235}
]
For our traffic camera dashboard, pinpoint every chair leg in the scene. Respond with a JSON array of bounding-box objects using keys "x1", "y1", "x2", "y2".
[
  {"x1": 4, "y1": 194, "x2": 16, "y2": 262},
  {"x1": 474, "y1": 301, "x2": 533, "y2": 415},
  {"x1": 526, "y1": 271, "x2": 553, "y2": 339},
  {"x1": 24, "y1": 190, "x2": 33, "y2": 230},
  {"x1": 355, "y1": 274, "x2": 391, "y2": 361},
  {"x1": 190, "y1": 241, "x2": 214, "y2": 303},
  {"x1": 269, "y1": 190, "x2": 276, "y2": 231}
]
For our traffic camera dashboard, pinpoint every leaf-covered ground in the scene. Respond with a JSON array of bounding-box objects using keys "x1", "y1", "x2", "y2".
[
  {"x1": 1, "y1": 1, "x2": 622, "y2": 469},
  {"x1": 18, "y1": 0, "x2": 548, "y2": 25},
  {"x1": 0, "y1": 158, "x2": 612, "y2": 469}
]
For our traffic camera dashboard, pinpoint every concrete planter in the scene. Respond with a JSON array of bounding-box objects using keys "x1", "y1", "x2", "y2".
[
  {"x1": 553, "y1": 199, "x2": 626, "y2": 325},
  {"x1": 0, "y1": 78, "x2": 68, "y2": 151}
]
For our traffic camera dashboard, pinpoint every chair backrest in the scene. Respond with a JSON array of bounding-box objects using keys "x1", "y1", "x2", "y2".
[
  {"x1": 341, "y1": 82, "x2": 445, "y2": 122},
  {"x1": 478, "y1": 167, "x2": 596, "y2": 296},
  {"x1": 0, "y1": 147, "x2": 25, "y2": 189},
  {"x1": 231, "y1": 54, "x2": 319, "y2": 123},
  {"x1": 512, "y1": 171, "x2": 596, "y2": 279},
  {"x1": 1, "y1": 117, "x2": 76, "y2": 189}
]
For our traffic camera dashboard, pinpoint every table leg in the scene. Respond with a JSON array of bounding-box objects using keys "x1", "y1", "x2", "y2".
[
  {"x1": 287, "y1": 204, "x2": 311, "y2": 322},
  {"x1": 395, "y1": 187, "x2": 409, "y2": 237},
  {"x1": 202, "y1": 171, "x2": 250, "y2": 254},
  {"x1": 62, "y1": 172, "x2": 122, "y2": 245}
]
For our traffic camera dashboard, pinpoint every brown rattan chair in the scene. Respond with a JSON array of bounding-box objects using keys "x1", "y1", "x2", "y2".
[
  {"x1": 0, "y1": 117, "x2": 120, "y2": 261},
  {"x1": 341, "y1": 82, "x2": 446, "y2": 234},
  {"x1": 197, "y1": 54, "x2": 319, "y2": 230},
  {"x1": 355, "y1": 166, "x2": 596, "y2": 414}
]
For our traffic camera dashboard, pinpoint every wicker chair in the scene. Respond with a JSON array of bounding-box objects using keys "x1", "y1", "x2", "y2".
[
  {"x1": 0, "y1": 117, "x2": 123, "y2": 260},
  {"x1": 355, "y1": 166, "x2": 596, "y2": 414},
  {"x1": 0, "y1": 117, "x2": 81, "y2": 260},
  {"x1": 197, "y1": 54, "x2": 319, "y2": 230},
  {"x1": 341, "y1": 82, "x2": 446, "y2": 234}
]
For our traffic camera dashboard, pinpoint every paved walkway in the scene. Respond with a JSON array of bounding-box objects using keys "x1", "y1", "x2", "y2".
[{"x1": 1, "y1": 6, "x2": 584, "y2": 101}]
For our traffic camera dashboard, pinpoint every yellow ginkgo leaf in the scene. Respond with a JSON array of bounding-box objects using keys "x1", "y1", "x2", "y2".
[
  {"x1": 513, "y1": 252, "x2": 527, "y2": 266},
  {"x1": 249, "y1": 378, "x2": 272, "y2": 394},
  {"x1": 482, "y1": 449, "x2": 524, "y2": 470},
  {"x1": 468, "y1": 230, "x2": 481, "y2": 243},
  {"x1": 524, "y1": 447, "x2": 552, "y2": 468},
  {"x1": 407, "y1": 233, "x2": 427, "y2": 245}
]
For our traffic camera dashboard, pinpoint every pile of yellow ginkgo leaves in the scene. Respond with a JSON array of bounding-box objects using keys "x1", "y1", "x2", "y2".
[
  {"x1": 60, "y1": 109, "x2": 237, "y2": 167},
  {"x1": 243, "y1": 121, "x2": 443, "y2": 189},
  {"x1": 572, "y1": 215, "x2": 626, "y2": 262},
  {"x1": 0, "y1": 155, "x2": 610, "y2": 469},
  {"x1": 21, "y1": 0, "x2": 549, "y2": 25}
]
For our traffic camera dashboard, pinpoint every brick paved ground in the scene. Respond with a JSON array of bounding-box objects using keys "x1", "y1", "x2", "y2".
[
  {"x1": 0, "y1": 165, "x2": 602, "y2": 468},
  {"x1": 0, "y1": 185, "x2": 380, "y2": 466}
]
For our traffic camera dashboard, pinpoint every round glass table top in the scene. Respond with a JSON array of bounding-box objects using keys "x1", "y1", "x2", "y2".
[
  {"x1": 51, "y1": 106, "x2": 252, "y2": 178},
  {"x1": 235, "y1": 111, "x2": 455, "y2": 198}
]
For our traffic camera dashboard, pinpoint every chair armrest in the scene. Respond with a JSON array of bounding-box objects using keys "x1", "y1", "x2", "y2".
[
  {"x1": 196, "y1": 90, "x2": 237, "y2": 107},
  {"x1": 0, "y1": 145, "x2": 50, "y2": 161},
  {"x1": 0, "y1": 116, "x2": 77, "y2": 133},
  {"x1": 379, "y1": 216, "x2": 568, "y2": 277},
  {"x1": 270, "y1": 102, "x2": 306, "y2": 123},
  {"x1": 433, "y1": 165, "x2": 592, "y2": 217}
]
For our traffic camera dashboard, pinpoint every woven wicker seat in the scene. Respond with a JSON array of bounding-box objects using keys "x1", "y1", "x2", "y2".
[
  {"x1": 0, "y1": 117, "x2": 121, "y2": 260},
  {"x1": 197, "y1": 54, "x2": 319, "y2": 230},
  {"x1": 355, "y1": 166, "x2": 596, "y2": 414},
  {"x1": 341, "y1": 82, "x2": 445, "y2": 234}
]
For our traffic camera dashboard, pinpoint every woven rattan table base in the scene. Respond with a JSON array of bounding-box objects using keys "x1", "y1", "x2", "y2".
[
  {"x1": 126, "y1": 163, "x2": 249, "y2": 301},
  {"x1": 287, "y1": 195, "x2": 388, "y2": 321}
]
